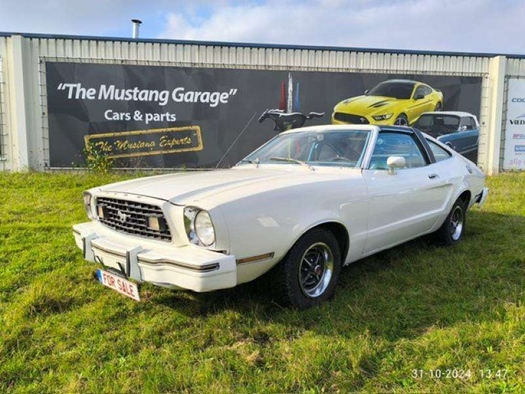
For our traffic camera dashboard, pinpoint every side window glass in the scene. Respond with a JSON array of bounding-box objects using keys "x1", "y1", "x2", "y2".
[
  {"x1": 369, "y1": 132, "x2": 428, "y2": 170},
  {"x1": 460, "y1": 117, "x2": 471, "y2": 130},
  {"x1": 427, "y1": 140, "x2": 452, "y2": 162},
  {"x1": 414, "y1": 86, "x2": 425, "y2": 98}
]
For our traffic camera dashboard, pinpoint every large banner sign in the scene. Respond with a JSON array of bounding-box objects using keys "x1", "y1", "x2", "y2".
[
  {"x1": 46, "y1": 62, "x2": 482, "y2": 168},
  {"x1": 504, "y1": 79, "x2": 525, "y2": 170}
]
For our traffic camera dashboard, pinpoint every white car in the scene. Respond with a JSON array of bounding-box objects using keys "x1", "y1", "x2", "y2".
[{"x1": 73, "y1": 125, "x2": 488, "y2": 309}]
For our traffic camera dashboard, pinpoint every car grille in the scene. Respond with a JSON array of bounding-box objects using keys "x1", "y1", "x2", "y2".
[
  {"x1": 333, "y1": 112, "x2": 370, "y2": 124},
  {"x1": 96, "y1": 197, "x2": 172, "y2": 242}
]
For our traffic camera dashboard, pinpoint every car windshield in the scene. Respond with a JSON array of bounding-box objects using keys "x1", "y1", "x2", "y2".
[
  {"x1": 414, "y1": 114, "x2": 460, "y2": 136},
  {"x1": 366, "y1": 81, "x2": 415, "y2": 99},
  {"x1": 239, "y1": 129, "x2": 371, "y2": 168}
]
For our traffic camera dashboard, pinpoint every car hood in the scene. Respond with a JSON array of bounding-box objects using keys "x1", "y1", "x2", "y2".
[
  {"x1": 96, "y1": 166, "x2": 355, "y2": 206},
  {"x1": 335, "y1": 95, "x2": 405, "y2": 114}
]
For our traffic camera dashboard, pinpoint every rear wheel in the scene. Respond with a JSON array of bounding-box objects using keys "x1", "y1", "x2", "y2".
[
  {"x1": 272, "y1": 228, "x2": 341, "y2": 309},
  {"x1": 435, "y1": 102, "x2": 443, "y2": 111},
  {"x1": 434, "y1": 198, "x2": 467, "y2": 246}
]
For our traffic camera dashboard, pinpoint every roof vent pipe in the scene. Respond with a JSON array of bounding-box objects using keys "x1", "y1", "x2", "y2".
[{"x1": 132, "y1": 19, "x2": 142, "y2": 39}]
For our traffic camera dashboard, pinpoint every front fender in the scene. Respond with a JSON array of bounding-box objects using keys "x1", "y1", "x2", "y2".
[{"x1": 216, "y1": 177, "x2": 369, "y2": 268}]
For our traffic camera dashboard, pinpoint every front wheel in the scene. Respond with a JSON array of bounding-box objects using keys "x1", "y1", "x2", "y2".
[
  {"x1": 272, "y1": 228, "x2": 341, "y2": 309},
  {"x1": 434, "y1": 198, "x2": 467, "y2": 246},
  {"x1": 394, "y1": 114, "x2": 409, "y2": 126}
]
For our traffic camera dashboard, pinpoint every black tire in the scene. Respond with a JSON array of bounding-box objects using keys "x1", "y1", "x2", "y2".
[
  {"x1": 435, "y1": 102, "x2": 442, "y2": 111},
  {"x1": 434, "y1": 198, "x2": 467, "y2": 246},
  {"x1": 272, "y1": 228, "x2": 341, "y2": 309},
  {"x1": 394, "y1": 114, "x2": 409, "y2": 126}
]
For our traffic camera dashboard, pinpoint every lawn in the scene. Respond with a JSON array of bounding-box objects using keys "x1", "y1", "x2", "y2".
[{"x1": 0, "y1": 171, "x2": 524, "y2": 393}]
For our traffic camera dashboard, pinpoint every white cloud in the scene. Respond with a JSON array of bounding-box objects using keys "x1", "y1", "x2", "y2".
[
  {"x1": 0, "y1": 0, "x2": 524, "y2": 55},
  {"x1": 158, "y1": 0, "x2": 525, "y2": 54}
]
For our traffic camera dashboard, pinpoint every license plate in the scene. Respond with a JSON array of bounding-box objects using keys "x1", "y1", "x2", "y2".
[{"x1": 96, "y1": 269, "x2": 141, "y2": 301}]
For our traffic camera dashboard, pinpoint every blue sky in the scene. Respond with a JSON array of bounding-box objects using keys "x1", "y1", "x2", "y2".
[{"x1": 1, "y1": 0, "x2": 524, "y2": 55}]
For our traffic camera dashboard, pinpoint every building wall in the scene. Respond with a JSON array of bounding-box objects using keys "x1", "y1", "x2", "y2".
[{"x1": 1, "y1": 33, "x2": 524, "y2": 173}]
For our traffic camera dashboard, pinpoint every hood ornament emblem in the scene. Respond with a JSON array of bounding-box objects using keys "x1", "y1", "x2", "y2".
[{"x1": 117, "y1": 210, "x2": 130, "y2": 223}]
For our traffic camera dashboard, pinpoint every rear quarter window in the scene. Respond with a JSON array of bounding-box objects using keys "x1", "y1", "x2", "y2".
[{"x1": 427, "y1": 139, "x2": 453, "y2": 162}]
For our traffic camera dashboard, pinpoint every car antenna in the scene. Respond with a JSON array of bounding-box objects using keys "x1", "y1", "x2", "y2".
[{"x1": 215, "y1": 112, "x2": 258, "y2": 169}]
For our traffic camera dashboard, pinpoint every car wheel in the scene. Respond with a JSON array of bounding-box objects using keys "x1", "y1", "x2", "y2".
[
  {"x1": 434, "y1": 198, "x2": 467, "y2": 246},
  {"x1": 435, "y1": 102, "x2": 442, "y2": 111},
  {"x1": 272, "y1": 228, "x2": 341, "y2": 309},
  {"x1": 394, "y1": 114, "x2": 409, "y2": 126}
]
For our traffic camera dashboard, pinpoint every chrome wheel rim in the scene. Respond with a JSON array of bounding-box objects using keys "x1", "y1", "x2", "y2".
[
  {"x1": 450, "y1": 205, "x2": 464, "y2": 241},
  {"x1": 298, "y1": 242, "x2": 334, "y2": 298},
  {"x1": 395, "y1": 116, "x2": 408, "y2": 126}
]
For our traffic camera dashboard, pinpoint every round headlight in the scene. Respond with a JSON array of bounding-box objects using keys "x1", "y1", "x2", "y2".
[{"x1": 194, "y1": 210, "x2": 215, "y2": 246}]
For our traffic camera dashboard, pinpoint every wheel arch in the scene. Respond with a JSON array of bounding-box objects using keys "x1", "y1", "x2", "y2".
[
  {"x1": 394, "y1": 112, "x2": 409, "y2": 126},
  {"x1": 457, "y1": 189, "x2": 472, "y2": 206},
  {"x1": 306, "y1": 221, "x2": 350, "y2": 265}
]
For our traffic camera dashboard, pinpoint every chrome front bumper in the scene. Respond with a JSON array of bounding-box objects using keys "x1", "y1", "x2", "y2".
[{"x1": 73, "y1": 222, "x2": 237, "y2": 292}]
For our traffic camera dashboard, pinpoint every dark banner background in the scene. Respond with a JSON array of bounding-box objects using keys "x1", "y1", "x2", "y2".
[{"x1": 46, "y1": 62, "x2": 482, "y2": 168}]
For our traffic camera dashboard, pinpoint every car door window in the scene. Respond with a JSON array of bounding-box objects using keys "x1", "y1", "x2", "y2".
[
  {"x1": 427, "y1": 140, "x2": 452, "y2": 162},
  {"x1": 414, "y1": 86, "x2": 426, "y2": 99},
  {"x1": 460, "y1": 117, "x2": 473, "y2": 130},
  {"x1": 369, "y1": 132, "x2": 428, "y2": 169}
]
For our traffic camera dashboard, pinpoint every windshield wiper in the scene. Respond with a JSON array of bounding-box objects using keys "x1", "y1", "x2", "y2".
[
  {"x1": 269, "y1": 157, "x2": 313, "y2": 170},
  {"x1": 239, "y1": 158, "x2": 260, "y2": 167}
]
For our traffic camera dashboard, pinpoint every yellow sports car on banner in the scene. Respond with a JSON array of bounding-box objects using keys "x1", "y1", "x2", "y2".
[{"x1": 332, "y1": 79, "x2": 443, "y2": 126}]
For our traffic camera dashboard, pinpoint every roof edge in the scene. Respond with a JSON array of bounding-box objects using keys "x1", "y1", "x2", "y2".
[{"x1": 1, "y1": 31, "x2": 525, "y2": 59}]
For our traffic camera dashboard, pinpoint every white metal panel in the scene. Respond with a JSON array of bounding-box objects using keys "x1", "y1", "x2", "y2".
[
  {"x1": 0, "y1": 52, "x2": 6, "y2": 167},
  {"x1": 477, "y1": 74, "x2": 491, "y2": 170},
  {"x1": 19, "y1": 37, "x2": 503, "y2": 75},
  {"x1": 4, "y1": 34, "x2": 525, "y2": 172},
  {"x1": 506, "y1": 58, "x2": 525, "y2": 76},
  {"x1": 0, "y1": 37, "x2": 9, "y2": 170}
]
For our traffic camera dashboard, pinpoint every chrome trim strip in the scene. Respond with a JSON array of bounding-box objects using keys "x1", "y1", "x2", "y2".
[
  {"x1": 138, "y1": 257, "x2": 220, "y2": 273},
  {"x1": 236, "y1": 252, "x2": 275, "y2": 265}
]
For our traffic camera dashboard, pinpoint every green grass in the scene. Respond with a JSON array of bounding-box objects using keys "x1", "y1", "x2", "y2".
[{"x1": 0, "y1": 171, "x2": 524, "y2": 393}]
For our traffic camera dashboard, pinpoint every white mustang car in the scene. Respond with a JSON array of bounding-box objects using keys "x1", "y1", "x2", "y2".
[{"x1": 73, "y1": 125, "x2": 488, "y2": 309}]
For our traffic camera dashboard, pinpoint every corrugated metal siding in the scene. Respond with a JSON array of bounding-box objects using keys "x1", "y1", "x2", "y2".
[
  {"x1": 500, "y1": 77, "x2": 510, "y2": 170},
  {"x1": 506, "y1": 58, "x2": 525, "y2": 76},
  {"x1": 21, "y1": 37, "x2": 493, "y2": 170},
  {"x1": 0, "y1": 55, "x2": 6, "y2": 164},
  {"x1": 0, "y1": 37, "x2": 7, "y2": 167},
  {"x1": 30, "y1": 37, "x2": 492, "y2": 75},
  {"x1": 7, "y1": 35, "x2": 525, "y2": 171},
  {"x1": 477, "y1": 75, "x2": 491, "y2": 170}
]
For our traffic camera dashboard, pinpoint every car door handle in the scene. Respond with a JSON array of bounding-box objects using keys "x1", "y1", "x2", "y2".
[{"x1": 428, "y1": 173, "x2": 439, "y2": 179}]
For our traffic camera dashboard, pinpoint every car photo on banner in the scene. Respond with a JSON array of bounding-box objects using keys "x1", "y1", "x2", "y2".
[
  {"x1": 332, "y1": 79, "x2": 443, "y2": 126},
  {"x1": 412, "y1": 111, "x2": 480, "y2": 161}
]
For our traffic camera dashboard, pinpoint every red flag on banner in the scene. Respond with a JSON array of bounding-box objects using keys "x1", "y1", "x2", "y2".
[{"x1": 279, "y1": 81, "x2": 286, "y2": 111}]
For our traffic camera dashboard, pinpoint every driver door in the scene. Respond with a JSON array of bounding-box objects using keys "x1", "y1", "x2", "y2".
[
  {"x1": 406, "y1": 85, "x2": 433, "y2": 121},
  {"x1": 362, "y1": 130, "x2": 450, "y2": 254}
]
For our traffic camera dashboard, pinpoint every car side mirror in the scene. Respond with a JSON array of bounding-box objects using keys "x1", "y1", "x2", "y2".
[{"x1": 386, "y1": 156, "x2": 406, "y2": 175}]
